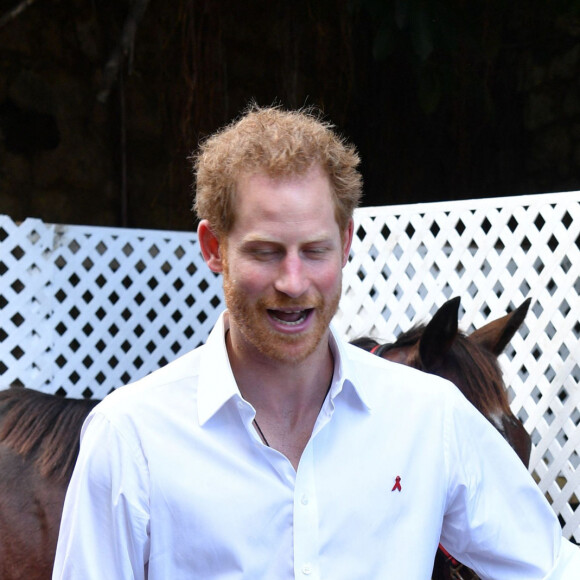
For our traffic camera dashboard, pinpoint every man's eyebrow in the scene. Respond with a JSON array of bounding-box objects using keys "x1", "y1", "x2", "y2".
[
  {"x1": 241, "y1": 233, "x2": 335, "y2": 245},
  {"x1": 240, "y1": 236, "x2": 279, "y2": 245}
]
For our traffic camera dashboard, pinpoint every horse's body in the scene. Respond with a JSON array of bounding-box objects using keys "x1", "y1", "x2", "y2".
[
  {"x1": 0, "y1": 389, "x2": 98, "y2": 580},
  {"x1": 352, "y1": 296, "x2": 532, "y2": 579},
  {"x1": 0, "y1": 298, "x2": 531, "y2": 580}
]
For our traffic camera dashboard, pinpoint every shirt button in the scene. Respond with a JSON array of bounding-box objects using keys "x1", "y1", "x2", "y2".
[
  {"x1": 301, "y1": 494, "x2": 309, "y2": 505},
  {"x1": 302, "y1": 563, "x2": 312, "y2": 575}
]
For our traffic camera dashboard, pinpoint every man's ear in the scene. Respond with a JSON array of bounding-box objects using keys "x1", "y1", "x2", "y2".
[
  {"x1": 198, "y1": 220, "x2": 224, "y2": 273},
  {"x1": 341, "y1": 218, "x2": 354, "y2": 267}
]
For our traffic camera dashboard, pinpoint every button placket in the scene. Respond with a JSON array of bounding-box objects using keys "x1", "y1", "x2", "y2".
[{"x1": 293, "y1": 444, "x2": 320, "y2": 579}]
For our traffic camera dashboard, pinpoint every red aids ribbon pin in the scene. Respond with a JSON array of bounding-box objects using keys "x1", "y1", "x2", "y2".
[{"x1": 391, "y1": 476, "x2": 402, "y2": 492}]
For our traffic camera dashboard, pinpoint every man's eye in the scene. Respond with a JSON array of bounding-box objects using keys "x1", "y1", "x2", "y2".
[
  {"x1": 251, "y1": 248, "x2": 278, "y2": 259},
  {"x1": 305, "y1": 247, "x2": 328, "y2": 256}
]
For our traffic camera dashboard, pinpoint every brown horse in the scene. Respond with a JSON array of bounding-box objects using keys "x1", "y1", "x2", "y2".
[
  {"x1": 0, "y1": 298, "x2": 531, "y2": 579},
  {"x1": 351, "y1": 296, "x2": 532, "y2": 580},
  {"x1": 0, "y1": 388, "x2": 98, "y2": 580}
]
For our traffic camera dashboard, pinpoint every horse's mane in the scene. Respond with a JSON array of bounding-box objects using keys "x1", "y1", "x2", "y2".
[
  {"x1": 359, "y1": 324, "x2": 512, "y2": 418},
  {"x1": 0, "y1": 387, "x2": 98, "y2": 483}
]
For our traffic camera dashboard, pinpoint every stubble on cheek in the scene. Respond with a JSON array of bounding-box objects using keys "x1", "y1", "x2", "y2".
[{"x1": 222, "y1": 264, "x2": 342, "y2": 363}]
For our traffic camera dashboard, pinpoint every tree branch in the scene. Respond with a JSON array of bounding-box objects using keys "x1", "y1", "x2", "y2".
[
  {"x1": 0, "y1": 0, "x2": 39, "y2": 30},
  {"x1": 97, "y1": 0, "x2": 151, "y2": 103}
]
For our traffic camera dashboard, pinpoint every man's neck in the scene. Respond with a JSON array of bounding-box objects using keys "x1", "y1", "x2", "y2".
[{"x1": 225, "y1": 327, "x2": 335, "y2": 469}]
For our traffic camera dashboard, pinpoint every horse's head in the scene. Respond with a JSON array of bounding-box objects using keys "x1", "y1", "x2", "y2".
[{"x1": 353, "y1": 297, "x2": 532, "y2": 467}]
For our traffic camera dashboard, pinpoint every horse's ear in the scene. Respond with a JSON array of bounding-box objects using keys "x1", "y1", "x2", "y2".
[
  {"x1": 469, "y1": 298, "x2": 531, "y2": 355},
  {"x1": 418, "y1": 297, "x2": 461, "y2": 369}
]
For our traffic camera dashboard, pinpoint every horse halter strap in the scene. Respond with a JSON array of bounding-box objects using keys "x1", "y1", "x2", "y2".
[{"x1": 370, "y1": 343, "x2": 391, "y2": 358}]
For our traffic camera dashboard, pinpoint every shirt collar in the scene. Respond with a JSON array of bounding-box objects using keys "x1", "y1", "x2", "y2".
[
  {"x1": 197, "y1": 311, "x2": 241, "y2": 426},
  {"x1": 327, "y1": 323, "x2": 373, "y2": 412},
  {"x1": 197, "y1": 312, "x2": 372, "y2": 426}
]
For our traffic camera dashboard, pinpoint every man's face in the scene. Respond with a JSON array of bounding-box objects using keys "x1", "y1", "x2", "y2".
[{"x1": 220, "y1": 164, "x2": 352, "y2": 364}]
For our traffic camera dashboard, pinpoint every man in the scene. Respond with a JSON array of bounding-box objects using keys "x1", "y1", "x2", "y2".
[{"x1": 53, "y1": 106, "x2": 579, "y2": 578}]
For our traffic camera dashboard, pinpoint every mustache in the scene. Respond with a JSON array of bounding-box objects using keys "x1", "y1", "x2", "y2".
[{"x1": 258, "y1": 295, "x2": 323, "y2": 311}]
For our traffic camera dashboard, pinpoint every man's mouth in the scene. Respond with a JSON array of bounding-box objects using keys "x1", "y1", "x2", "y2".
[{"x1": 268, "y1": 309, "x2": 313, "y2": 326}]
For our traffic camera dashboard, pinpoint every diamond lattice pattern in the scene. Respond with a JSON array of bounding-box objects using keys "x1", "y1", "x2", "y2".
[
  {"x1": 334, "y1": 191, "x2": 580, "y2": 543},
  {"x1": 1, "y1": 190, "x2": 579, "y2": 541},
  {"x1": 0, "y1": 219, "x2": 224, "y2": 399}
]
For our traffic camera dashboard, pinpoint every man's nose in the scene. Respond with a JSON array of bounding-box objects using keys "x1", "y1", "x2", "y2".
[{"x1": 274, "y1": 253, "x2": 309, "y2": 297}]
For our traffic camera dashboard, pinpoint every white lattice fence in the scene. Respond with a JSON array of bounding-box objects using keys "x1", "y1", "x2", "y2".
[
  {"x1": 334, "y1": 190, "x2": 580, "y2": 543},
  {"x1": 1, "y1": 189, "x2": 579, "y2": 541},
  {"x1": 0, "y1": 217, "x2": 224, "y2": 398}
]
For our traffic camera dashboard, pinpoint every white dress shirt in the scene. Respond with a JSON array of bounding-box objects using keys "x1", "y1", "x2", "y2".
[{"x1": 53, "y1": 311, "x2": 580, "y2": 579}]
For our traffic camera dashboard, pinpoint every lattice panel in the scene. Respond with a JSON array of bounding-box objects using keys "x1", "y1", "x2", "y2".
[
  {"x1": 1, "y1": 190, "x2": 579, "y2": 541},
  {"x1": 0, "y1": 217, "x2": 224, "y2": 399},
  {"x1": 334, "y1": 191, "x2": 580, "y2": 542},
  {"x1": 0, "y1": 217, "x2": 54, "y2": 391}
]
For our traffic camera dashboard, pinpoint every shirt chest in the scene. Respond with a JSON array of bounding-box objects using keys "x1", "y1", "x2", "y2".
[{"x1": 140, "y1": 399, "x2": 447, "y2": 579}]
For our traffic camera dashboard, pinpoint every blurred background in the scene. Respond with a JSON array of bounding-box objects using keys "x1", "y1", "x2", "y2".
[{"x1": 1, "y1": 0, "x2": 580, "y2": 231}]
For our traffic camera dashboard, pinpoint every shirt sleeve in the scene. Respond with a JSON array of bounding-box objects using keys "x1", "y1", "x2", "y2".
[
  {"x1": 52, "y1": 411, "x2": 151, "y2": 579},
  {"x1": 440, "y1": 389, "x2": 580, "y2": 579}
]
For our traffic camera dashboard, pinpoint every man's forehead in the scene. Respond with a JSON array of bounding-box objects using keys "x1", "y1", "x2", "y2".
[{"x1": 236, "y1": 162, "x2": 328, "y2": 186}]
